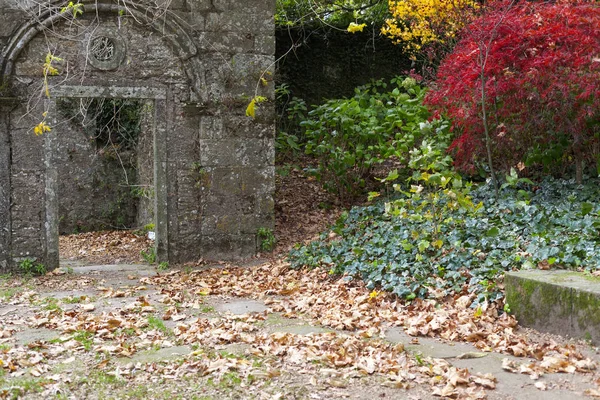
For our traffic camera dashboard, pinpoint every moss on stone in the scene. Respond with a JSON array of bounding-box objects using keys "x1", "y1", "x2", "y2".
[
  {"x1": 505, "y1": 270, "x2": 600, "y2": 344},
  {"x1": 505, "y1": 273, "x2": 571, "y2": 326},
  {"x1": 574, "y1": 290, "x2": 600, "y2": 330},
  {"x1": 550, "y1": 271, "x2": 600, "y2": 284}
]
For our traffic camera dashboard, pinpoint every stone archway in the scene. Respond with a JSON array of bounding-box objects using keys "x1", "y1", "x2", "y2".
[
  {"x1": 0, "y1": 0, "x2": 276, "y2": 272},
  {"x1": 0, "y1": 1, "x2": 203, "y2": 100}
]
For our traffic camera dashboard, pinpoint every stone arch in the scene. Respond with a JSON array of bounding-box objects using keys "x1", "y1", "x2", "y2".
[
  {"x1": 2, "y1": 1, "x2": 196, "y2": 269},
  {"x1": 0, "y1": 0, "x2": 203, "y2": 100},
  {"x1": 0, "y1": 0, "x2": 277, "y2": 273}
]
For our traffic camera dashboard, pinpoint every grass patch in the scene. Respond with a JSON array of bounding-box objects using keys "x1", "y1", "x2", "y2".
[
  {"x1": 40, "y1": 297, "x2": 62, "y2": 312},
  {"x1": 219, "y1": 371, "x2": 242, "y2": 388},
  {"x1": 0, "y1": 288, "x2": 17, "y2": 302},
  {"x1": 116, "y1": 327, "x2": 137, "y2": 337},
  {"x1": 72, "y1": 330, "x2": 94, "y2": 351},
  {"x1": 147, "y1": 315, "x2": 169, "y2": 334},
  {"x1": 63, "y1": 295, "x2": 94, "y2": 304},
  {"x1": 200, "y1": 305, "x2": 215, "y2": 313},
  {"x1": 86, "y1": 370, "x2": 126, "y2": 386},
  {"x1": 0, "y1": 377, "x2": 48, "y2": 398}
]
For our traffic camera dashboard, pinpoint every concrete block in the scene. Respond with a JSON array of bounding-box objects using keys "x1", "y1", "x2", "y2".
[{"x1": 505, "y1": 270, "x2": 600, "y2": 344}]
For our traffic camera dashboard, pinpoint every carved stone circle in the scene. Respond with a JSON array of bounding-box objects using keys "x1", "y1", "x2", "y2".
[{"x1": 87, "y1": 30, "x2": 126, "y2": 70}]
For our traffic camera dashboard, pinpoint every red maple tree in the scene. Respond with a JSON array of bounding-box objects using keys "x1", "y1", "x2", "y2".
[{"x1": 425, "y1": 0, "x2": 600, "y2": 178}]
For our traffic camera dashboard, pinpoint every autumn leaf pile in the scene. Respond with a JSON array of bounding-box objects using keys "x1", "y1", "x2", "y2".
[
  {"x1": 59, "y1": 230, "x2": 154, "y2": 265},
  {"x1": 147, "y1": 263, "x2": 596, "y2": 371},
  {"x1": 1, "y1": 261, "x2": 599, "y2": 399}
]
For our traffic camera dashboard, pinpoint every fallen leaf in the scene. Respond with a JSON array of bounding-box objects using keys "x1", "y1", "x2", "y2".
[{"x1": 457, "y1": 352, "x2": 488, "y2": 359}]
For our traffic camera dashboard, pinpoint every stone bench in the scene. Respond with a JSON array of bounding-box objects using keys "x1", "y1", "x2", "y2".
[{"x1": 505, "y1": 270, "x2": 600, "y2": 344}]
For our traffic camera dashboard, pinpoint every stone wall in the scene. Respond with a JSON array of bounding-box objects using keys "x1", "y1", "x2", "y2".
[{"x1": 0, "y1": 0, "x2": 276, "y2": 271}]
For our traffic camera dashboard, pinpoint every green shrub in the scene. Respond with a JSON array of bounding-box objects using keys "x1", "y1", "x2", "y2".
[
  {"x1": 275, "y1": 84, "x2": 307, "y2": 162},
  {"x1": 257, "y1": 228, "x2": 276, "y2": 252},
  {"x1": 289, "y1": 177, "x2": 600, "y2": 305},
  {"x1": 301, "y1": 77, "x2": 447, "y2": 202},
  {"x1": 140, "y1": 247, "x2": 156, "y2": 264},
  {"x1": 18, "y1": 258, "x2": 46, "y2": 276}
]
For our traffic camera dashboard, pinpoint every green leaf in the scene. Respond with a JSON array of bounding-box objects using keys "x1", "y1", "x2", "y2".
[
  {"x1": 581, "y1": 202, "x2": 593, "y2": 216},
  {"x1": 485, "y1": 227, "x2": 499, "y2": 237},
  {"x1": 417, "y1": 240, "x2": 430, "y2": 253}
]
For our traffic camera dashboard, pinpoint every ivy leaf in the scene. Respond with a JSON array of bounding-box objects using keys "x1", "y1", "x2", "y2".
[
  {"x1": 417, "y1": 240, "x2": 430, "y2": 253},
  {"x1": 581, "y1": 202, "x2": 593, "y2": 217},
  {"x1": 485, "y1": 227, "x2": 499, "y2": 237}
]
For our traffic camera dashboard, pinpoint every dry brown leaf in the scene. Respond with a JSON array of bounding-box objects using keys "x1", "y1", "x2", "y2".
[
  {"x1": 585, "y1": 388, "x2": 600, "y2": 398},
  {"x1": 457, "y1": 352, "x2": 488, "y2": 360},
  {"x1": 471, "y1": 373, "x2": 496, "y2": 389}
]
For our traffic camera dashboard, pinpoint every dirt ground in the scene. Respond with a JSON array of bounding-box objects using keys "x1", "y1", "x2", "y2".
[{"x1": 1, "y1": 169, "x2": 599, "y2": 399}]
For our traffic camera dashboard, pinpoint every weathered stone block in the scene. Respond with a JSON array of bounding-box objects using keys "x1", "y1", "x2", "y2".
[
  {"x1": 240, "y1": 213, "x2": 274, "y2": 234},
  {"x1": 201, "y1": 214, "x2": 241, "y2": 236},
  {"x1": 207, "y1": 167, "x2": 243, "y2": 196},
  {"x1": 223, "y1": 115, "x2": 274, "y2": 139},
  {"x1": 505, "y1": 270, "x2": 600, "y2": 344},
  {"x1": 205, "y1": 12, "x2": 274, "y2": 34},
  {"x1": 0, "y1": 9, "x2": 23, "y2": 37},
  {"x1": 199, "y1": 115, "x2": 224, "y2": 139},
  {"x1": 189, "y1": 0, "x2": 214, "y2": 13},
  {"x1": 229, "y1": 54, "x2": 275, "y2": 96},
  {"x1": 201, "y1": 234, "x2": 234, "y2": 260},
  {"x1": 242, "y1": 167, "x2": 275, "y2": 196},
  {"x1": 236, "y1": 234, "x2": 258, "y2": 258},
  {"x1": 198, "y1": 32, "x2": 256, "y2": 54},
  {"x1": 254, "y1": 35, "x2": 276, "y2": 56}
]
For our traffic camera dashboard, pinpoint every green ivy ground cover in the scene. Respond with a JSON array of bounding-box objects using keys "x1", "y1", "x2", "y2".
[{"x1": 289, "y1": 178, "x2": 600, "y2": 304}]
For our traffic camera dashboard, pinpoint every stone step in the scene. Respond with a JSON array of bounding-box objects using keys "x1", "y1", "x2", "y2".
[{"x1": 505, "y1": 270, "x2": 600, "y2": 344}]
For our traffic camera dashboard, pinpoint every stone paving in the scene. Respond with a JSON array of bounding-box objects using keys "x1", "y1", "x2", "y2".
[{"x1": 1, "y1": 262, "x2": 599, "y2": 399}]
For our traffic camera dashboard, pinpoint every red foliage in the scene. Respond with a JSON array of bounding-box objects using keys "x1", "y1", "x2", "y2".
[{"x1": 425, "y1": 0, "x2": 600, "y2": 174}]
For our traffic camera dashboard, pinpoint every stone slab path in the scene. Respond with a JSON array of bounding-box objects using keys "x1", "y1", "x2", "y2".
[{"x1": 1, "y1": 261, "x2": 599, "y2": 399}]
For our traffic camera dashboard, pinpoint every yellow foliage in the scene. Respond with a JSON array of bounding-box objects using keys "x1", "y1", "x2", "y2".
[
  {"x1": 43, "y1": 53, "x2": 62, "y2": 77},
  {"x1": 43, "y1": 52, "x2": 63, "y2": 98},
  {"x1": 347, "y1": 22, "x2": 367, "y2": 33},
  {"x1": 34, "y1": 121, "x2": 51, "y2": 136},
  {"x1": 245, "y1": 96, "x2": 268, "y2": 119},
  {"x1": 382, "y1": 0, "x2": 479, "y2": 53},
  {"x1": 60, "y1": 1, "x2": 84, "y2": 18},
  {"x1": 246, "y1": 99, "x2": 257, "y2": 118}
]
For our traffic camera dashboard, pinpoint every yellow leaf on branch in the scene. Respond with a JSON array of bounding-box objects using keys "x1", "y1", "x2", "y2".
[
  {"x1": 34, "y1": 121, "x2": 51, "y2": 136},
  {"x1": 245, "y1": 96, "x2": 268, "y2": 119},
  {"x1": 347, "y1": 22, "x2": 367, "y2": 33}
]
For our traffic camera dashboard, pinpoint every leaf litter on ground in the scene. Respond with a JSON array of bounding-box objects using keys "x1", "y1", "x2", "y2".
[{"x1": 1, "y1": 261, "x2": 599, "y2": 399}]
